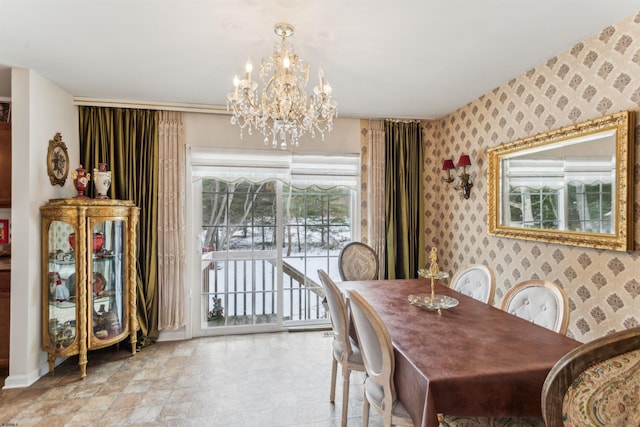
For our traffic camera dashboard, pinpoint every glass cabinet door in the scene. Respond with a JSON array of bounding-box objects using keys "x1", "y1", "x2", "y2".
[
  {"x1": 46, "y1": 220, "x2": 77, "y2": 349},
  {"x1": 91, "y1": 219, "x2": 127, "y2": 341}
]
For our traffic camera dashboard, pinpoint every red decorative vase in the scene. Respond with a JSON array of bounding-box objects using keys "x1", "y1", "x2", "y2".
[
  {"x1": 72, "y1": 165, "x2": 90, "y2": 199},
  {"x1": 68, "y1": 232, "x2": 104, "y2": 253},
  {"x1": 92, "y1": 232, "x2": 105, "y2": 252}
]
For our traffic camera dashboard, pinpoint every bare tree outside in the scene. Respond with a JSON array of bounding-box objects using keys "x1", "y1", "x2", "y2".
[
  {"x1": 199, "y1": 178, "x2": 353, "y2": 325},
  {"x1": 201, "y1": 179, "x2": 351, "y2": 256}
]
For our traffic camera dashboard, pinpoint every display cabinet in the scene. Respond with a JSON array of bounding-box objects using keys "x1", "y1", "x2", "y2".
[{"x1": 40, "y1": 198, "x2": 140, "y2": 378}]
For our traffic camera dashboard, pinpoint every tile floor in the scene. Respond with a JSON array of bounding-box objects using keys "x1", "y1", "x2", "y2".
[{"x1": 0, "y1": 331, "x2": 384, "y2": 426}]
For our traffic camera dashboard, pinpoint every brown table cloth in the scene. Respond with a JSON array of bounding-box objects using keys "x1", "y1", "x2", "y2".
[{"x1": 337, "y1": 278, "x2": 580, "y2": 427}]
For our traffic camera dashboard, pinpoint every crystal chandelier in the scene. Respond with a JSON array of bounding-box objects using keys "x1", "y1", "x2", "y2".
[{"x1": 227, "y1": 23, "x2": 338, "y2": 150}]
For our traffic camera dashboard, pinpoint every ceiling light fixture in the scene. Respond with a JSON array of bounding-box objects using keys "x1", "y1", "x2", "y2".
[{"x1": 227, "y1": 23, "x2": 338, "y2": 150}]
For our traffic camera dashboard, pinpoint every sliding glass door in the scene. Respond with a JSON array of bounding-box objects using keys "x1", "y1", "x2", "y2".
[
  {"x1": 200, "y1": 179, "x2": 281, "y2": 331},
  {"x1": 190, "y1": 149, "x2": 359, "y2": 335}
]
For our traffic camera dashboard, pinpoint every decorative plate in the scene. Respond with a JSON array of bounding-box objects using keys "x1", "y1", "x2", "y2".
[
  {"x1": 417, "y1": 269, "x2": 449, "y2": 280},
  {"x1": 408, "y1": 293, "x2": 459, "y2": 310},
  {"x1": 92, "y1": 272, "x2": 106, "y2": 295}
]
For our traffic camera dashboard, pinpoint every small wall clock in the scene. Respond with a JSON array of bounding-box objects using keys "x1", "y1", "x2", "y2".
[{"x1": 47, "y1": 132, "x2": 69, "y2": 186}]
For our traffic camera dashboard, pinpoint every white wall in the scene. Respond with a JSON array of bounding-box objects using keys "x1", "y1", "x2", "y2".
[
  {"x1": 184, "y1": 113, "x2": 361, "y2": 154},
  {"x1": 5, "y1": 68, "x2": 78, "y2": 389}
]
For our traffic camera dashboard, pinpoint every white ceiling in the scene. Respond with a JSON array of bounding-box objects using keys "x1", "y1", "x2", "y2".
[{"x1": 0, "y1": 1, "x2": 638, "y2": 119}]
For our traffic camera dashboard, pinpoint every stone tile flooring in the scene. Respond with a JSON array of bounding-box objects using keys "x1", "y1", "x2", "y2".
[{"x1": 0, "y1": 331, "x2": 383, "y2": 426}]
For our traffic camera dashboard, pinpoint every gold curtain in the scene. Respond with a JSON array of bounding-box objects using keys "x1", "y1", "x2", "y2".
[
  {"x1": 78, "y1": 106, "x2": 160, "y2": 344},
  {"x1": 367, "y1": 120, "x2": 387, "y2": 279},
  {"x1": 384, "y1": 120, "x2": 425, "y2": 279},
  {"x1": 157, "y1": 111, "x2": 186, "y2": 330}
]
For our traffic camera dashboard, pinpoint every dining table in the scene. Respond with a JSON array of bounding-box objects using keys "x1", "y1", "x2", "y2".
[{"x1": 337, "y1": 278, "x2": 581, "y2": 427}]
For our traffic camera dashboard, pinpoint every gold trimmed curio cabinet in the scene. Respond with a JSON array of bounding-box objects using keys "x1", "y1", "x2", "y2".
[{"x1": 40, "y1": 198, "x2": 140, "y2": 378}]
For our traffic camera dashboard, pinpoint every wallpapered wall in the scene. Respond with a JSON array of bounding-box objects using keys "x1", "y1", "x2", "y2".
[{"x1": 361, "y1": 11, "x2": 640, "y2": 343}]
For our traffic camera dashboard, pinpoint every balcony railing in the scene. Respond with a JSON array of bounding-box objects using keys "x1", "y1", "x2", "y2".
[{"x1": 202, "y1": 256, "x2": 329, "y2": 327}]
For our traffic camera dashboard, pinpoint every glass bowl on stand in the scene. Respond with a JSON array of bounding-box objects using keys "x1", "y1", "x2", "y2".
[{"x1": 412, "y1": 270, "x2": 457, "y2": 313}]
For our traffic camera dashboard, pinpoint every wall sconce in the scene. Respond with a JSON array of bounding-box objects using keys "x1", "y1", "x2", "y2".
[
  {"x1": 441, "y1": 154, "x2": 473, "y2": 199},
  {"x1": 441, "y1": 159, "x2": 455, "y2": 183}
]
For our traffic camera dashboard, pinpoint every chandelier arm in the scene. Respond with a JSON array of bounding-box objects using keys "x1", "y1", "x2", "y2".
[{"x1": 241, "y1": 89, "x2": 260, "y2": 112}]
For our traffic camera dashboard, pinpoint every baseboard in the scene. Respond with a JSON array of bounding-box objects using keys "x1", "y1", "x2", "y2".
[
  {"x1": 2, "y1": 368, "x2": 42, "y2": 389},
  {"x1": 287, "y1": 324, "x2": 332, "y2": 332},
  {"x1": 157, "y1": 327, "x2": 188, "y2": 342}
]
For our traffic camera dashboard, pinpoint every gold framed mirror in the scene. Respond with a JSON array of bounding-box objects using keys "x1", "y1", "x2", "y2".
[{"x1": 488, "y1": 110, "x2": 634, "y2": 251}]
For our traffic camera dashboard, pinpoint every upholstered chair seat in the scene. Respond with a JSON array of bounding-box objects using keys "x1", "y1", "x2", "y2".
[
  {"x1": 364, "y1": 379, "x2": 412, "y2": 422},
  {"x1": 333, "y1": 335, "x2": 363, "y2": 368},
  {"x1": 439, "y1": 416, "x2": 544, "y2": 426}
]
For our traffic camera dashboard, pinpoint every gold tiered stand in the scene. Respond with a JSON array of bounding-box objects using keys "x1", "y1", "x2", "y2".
[{"x1": 412, "y1": 248, "x2": 458, "y2": 314}]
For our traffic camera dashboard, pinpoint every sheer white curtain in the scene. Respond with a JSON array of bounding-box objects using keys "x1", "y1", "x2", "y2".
[
  {"x1": 367, "y1": 120, "x2": 386, "y2": 278},
  {"x1": 158, "y1": 111, "x2": 186, "y2": 330}
]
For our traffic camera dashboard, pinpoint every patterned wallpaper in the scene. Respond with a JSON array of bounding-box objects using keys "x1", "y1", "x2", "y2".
[
  {"x1": 361, "y1": 11, "x2": 640, "y2": 343},
  {"x1": 49, "y1": 221, "x2": 74, "y2": 253}
]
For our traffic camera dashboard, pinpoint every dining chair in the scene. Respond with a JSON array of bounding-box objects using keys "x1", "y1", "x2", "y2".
[
  {"x1": 338, "y1": 242, "x2": 379, "y2": 281},
  {"x1": 346, "y1": 289, "x2": 413, "y2": 427},
  {"x1": 501, "y1": 279, "x2": 570, "y2": 335},
  {"x1": 317, "y1": 270, "x2": 365, "y2": 427},
  {"x1": 541, "y1": 327, "x2": 640, "y2": 427},
  {"x1": 449, "y1": 264, "x2": 496, "y2": 305}
]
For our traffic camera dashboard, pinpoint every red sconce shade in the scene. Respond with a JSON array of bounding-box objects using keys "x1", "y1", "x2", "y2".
[
  {"x1": 457, "y1": 154, "x2": 471, "y2": 167},
  {"x1": 442, "y1": 159, "x2": 455, "y2": 170}
]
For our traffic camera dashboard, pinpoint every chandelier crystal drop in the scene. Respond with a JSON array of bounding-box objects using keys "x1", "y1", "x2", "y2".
[{"x1": 227, "y1": 23, "x2": 338, "y2": 150}]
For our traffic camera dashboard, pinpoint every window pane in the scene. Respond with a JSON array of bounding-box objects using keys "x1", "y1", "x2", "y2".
[
  {"x1": 566, "y1": 181, "x2": 613, "y2": 233},
  {"x1": 508, "y1": 191, "x2": 523, "y2": 224},
  {"x1": 201, "y1": 178, "x2": 354, "y2": 328}
]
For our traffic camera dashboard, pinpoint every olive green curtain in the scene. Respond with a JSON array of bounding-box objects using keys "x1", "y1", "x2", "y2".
[
  {"x1": 384, "y1": 120, "x2": 425, "y2": 279},
  {"x1": 78, "y1": 106, "x2": 160, "y2": 345}
]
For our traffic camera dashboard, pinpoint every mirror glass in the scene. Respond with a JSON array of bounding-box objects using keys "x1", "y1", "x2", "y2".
[{"x1": 488, "y1": 111, "x2": 634, "y2": 251}]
